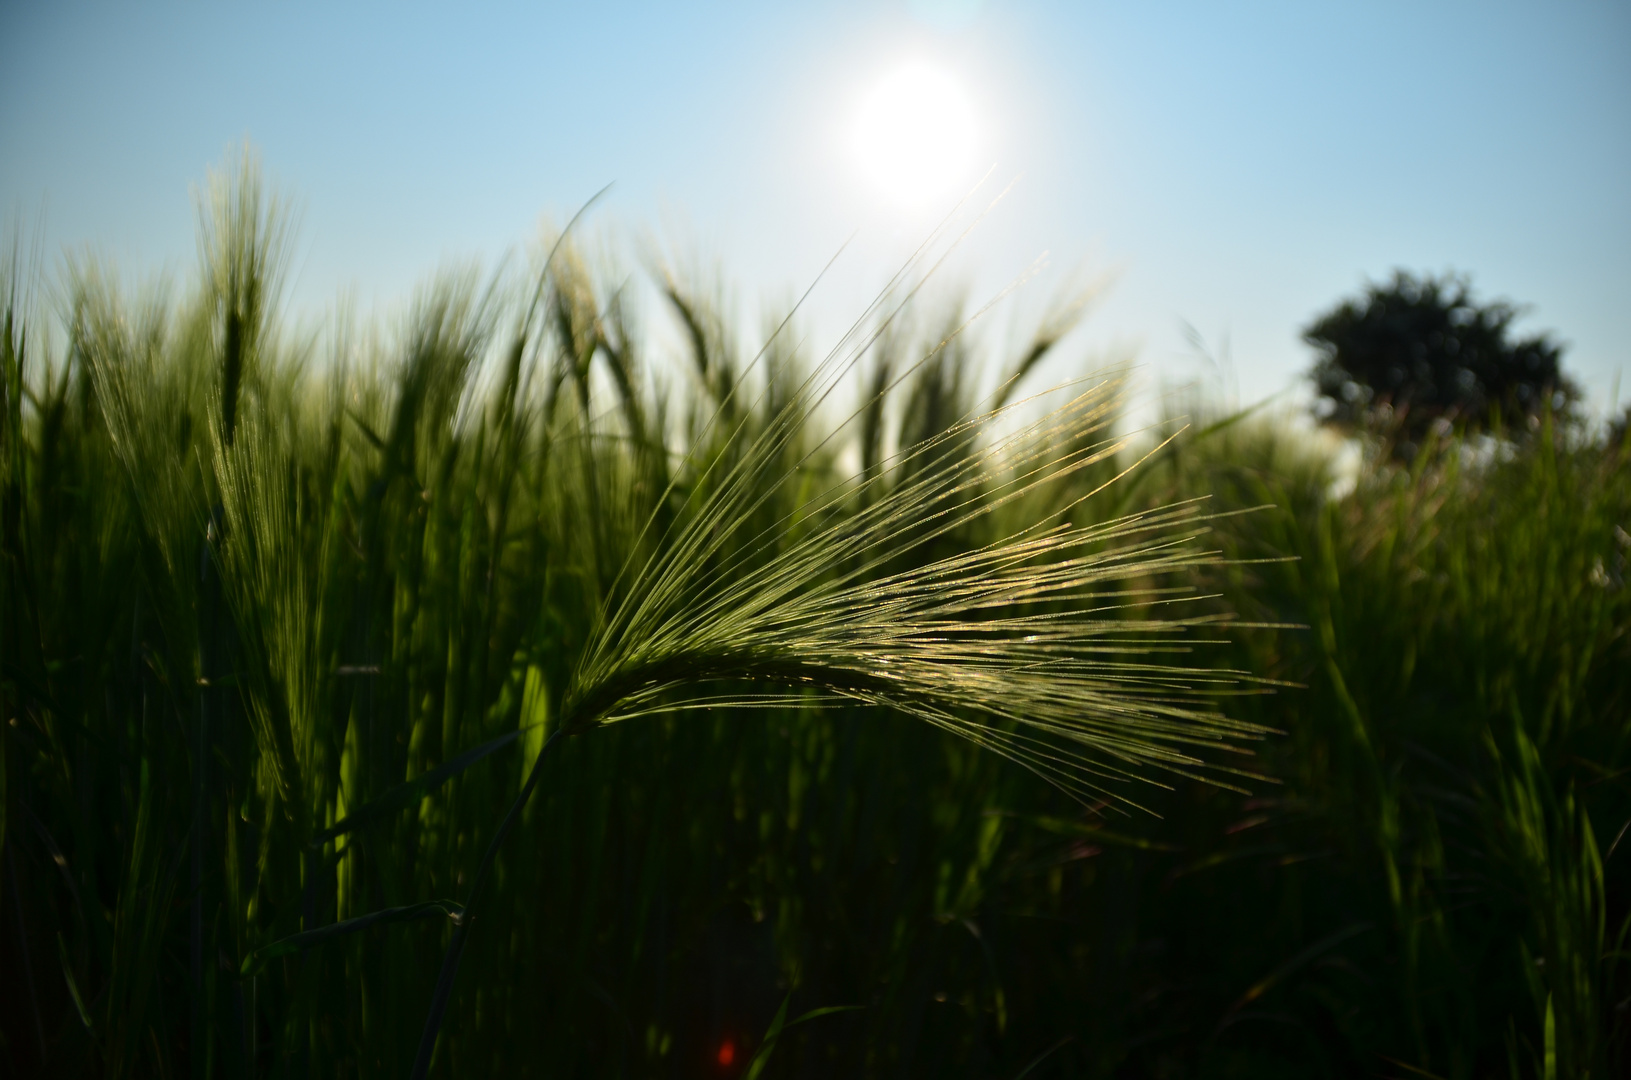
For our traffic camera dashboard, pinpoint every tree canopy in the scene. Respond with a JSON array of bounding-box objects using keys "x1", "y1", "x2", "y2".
[{"x1": 1305, "y1": 270, "x2": 1577, "y2": 451}]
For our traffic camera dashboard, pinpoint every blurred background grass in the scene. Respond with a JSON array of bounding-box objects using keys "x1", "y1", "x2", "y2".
[{"x1": 2, "y1": 156, "x2": 1628, "y2": 1080}]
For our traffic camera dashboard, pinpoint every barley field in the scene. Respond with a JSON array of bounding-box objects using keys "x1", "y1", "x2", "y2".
[{"x1": 2, "y1": 156, "x2": 1627, "y2": 1079}]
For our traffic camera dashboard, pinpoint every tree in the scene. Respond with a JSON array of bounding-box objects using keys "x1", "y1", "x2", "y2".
[{"x1": 1304, "y1": 270, "x2": 1578, "y2": 452}]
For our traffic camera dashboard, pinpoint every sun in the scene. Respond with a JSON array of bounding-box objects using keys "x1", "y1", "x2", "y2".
[{"x1": 851, "y1": 60, "x2": 980, "y2": 208}]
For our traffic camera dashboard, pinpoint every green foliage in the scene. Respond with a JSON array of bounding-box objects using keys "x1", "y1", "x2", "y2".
[
  {"x1": 1305, "y1": 270, "x2": 1579, "y2": 454},
  {"x1": 1132, "y1": 406, "x2": 1630, "y2": 1078},
  {"x1": 1, "y1": 153, "x2": 1626, "y2": 1079}
]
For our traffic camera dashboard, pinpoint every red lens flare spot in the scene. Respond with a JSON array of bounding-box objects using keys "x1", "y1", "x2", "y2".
[{"x1": 717, "y1": 1038, "x2": 736, "y2": 1067}]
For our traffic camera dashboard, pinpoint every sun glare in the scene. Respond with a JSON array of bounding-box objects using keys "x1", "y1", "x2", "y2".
[{"x1": 851, "y1": 60, "x2": 979, "y2": 209}]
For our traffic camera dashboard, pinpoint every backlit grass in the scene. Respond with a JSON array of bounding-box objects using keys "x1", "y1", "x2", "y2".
[{"x1": 2, "y1": 151, "x2": 1627, "y2": 1079}]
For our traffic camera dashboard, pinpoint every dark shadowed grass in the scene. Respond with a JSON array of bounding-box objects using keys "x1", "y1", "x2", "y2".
[{"x1": 2, "y1": 151, "x2": 1627, "y2": 1079}]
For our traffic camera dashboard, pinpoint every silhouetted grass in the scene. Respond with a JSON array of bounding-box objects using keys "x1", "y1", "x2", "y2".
[{"x1": 1, "y1": 151, "x2": 1626, "y2": 1079}]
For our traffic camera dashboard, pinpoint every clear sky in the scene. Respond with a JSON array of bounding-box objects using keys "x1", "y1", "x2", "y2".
[{"x1": 4, "y1": 0, "x2": 1628, "y2": 415}]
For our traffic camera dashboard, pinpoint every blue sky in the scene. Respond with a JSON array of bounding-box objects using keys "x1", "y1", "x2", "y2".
[{"x1": 3, "y1": 0, "x2": 1628, "y2": 414}]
